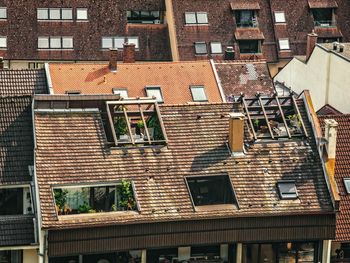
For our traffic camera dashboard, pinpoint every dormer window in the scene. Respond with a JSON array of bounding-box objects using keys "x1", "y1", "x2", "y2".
[
  {"x1": 238, "y1": 40, "x2": 261, "y2": 54},
  {"x1": 277, "y1": 181, "x2": 298, "y2": 199},
  {"x1": 312, "y1": 8, "x2": 335, "y2": 27},
  {"x1": 235, "y1": 10, "x2": 258, "y2": 28},
  {"x1": 145, "y1": 86, "x2": 164, "y2": 103},
  {"x1": 186, "y1": 175, "x2": 235, "y2": 207},
  {"x1": 344, "y1": 178, "x2": 350, "y2": 194}
]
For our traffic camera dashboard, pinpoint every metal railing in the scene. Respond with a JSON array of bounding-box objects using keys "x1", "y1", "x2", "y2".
[
  {"x1": 236, "y1": 19, "x2": 258, "y2": 28},
  {"x1": 314, "y1": 20, "x2": 336, "y2": 27}
]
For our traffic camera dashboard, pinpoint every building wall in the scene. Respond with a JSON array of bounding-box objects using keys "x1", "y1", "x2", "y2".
[
  {"x1": 23, "y1": 249, "x2": 39, "y2": 263},
  {"x1": 274, "y1": 46, "x2": 350, "y2": 113}
]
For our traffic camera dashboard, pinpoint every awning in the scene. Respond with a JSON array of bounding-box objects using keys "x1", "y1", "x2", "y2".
[
  {"x1": 308, "y1": 0, "x2": 338, "y2": 8},
  {"x1": 235, "y1": 28, "x2": 265, "y2": 40},
  {"x1": 230, "y1": 2, "x2": 260, "y2": 10},
  {"x1": 314, "y1": 27, "x2": 343, "y2": 38}
]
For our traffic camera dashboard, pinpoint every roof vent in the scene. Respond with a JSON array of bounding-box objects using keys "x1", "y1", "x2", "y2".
[
  {"x1": 339, "y1": 44, "x2": 345, "y2": 53},
  {"x1": 224, "y1": 46, "x2": 235, "y2": 60},
  {"x1": 332, "y1": 42, "x2": 339, "y2": 51}
]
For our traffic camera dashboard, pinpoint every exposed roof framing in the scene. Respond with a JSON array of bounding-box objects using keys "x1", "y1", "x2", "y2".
[{"x1": 239, "y1": 93, "x2": 309, "y2": 140}]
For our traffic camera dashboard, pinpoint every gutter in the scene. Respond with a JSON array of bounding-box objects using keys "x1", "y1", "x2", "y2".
[{"x1": 210, "y1": 59, "x2": 226, "y2": 102}]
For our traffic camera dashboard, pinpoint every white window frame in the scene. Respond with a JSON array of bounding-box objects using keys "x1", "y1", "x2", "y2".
[
  {"x1": 145, "y1": 86, "x2": 164, "y2": 103},
  {"x1": 210, "y1": 42, "x2": 223, "y2": 54},
  {"x1": 49, "y1": 8, "x2": 61, "y2": 20},
  {"x1": 76, "y1": 8, "x2": 88, "y2": 20},
  {"x1": 277, "y1": 181, "x2": 298, "y2": 199},
  {"x1": 190, "y1": 85, "x2": 208, "y2": 102},
  {"x1": 38, "y1": 37, "x2": 49, "y2": 49},
  {"x1": 278, "y1": 38, "x2": 290, "y2": 50},
  {"x1": 185, "y1": 11, "x2": 208, "y2": 25},
  {"x1": 344, "y1": 178, "x2": 350, "y2": 194},
  {"x1": 194, "y1": 42, "x2": 208, "y2": 55},
  {"x1": 61, "y1": 8, "x2": 73, "y2": 20},
  {"x1": 38, "y1": 36, "x2": 73, "y2": 49},
  {"x1": 274, "y1": 11, "x2": 286, "y2": 23},
  {"x1": 0, "y1": 36, "x2": 7, "y2": 48},
  {"x1": 127, "y1": 36, "x2": 139, "y2": 49},
  {"x1": 37, "y1": 8, "x2": 49, "y2": 20},
  {"x1": 0, "y1": 7, "x2": 7, "y2": 19},
  {"x1": 114, "y1": 37, "x2": 125, "y2": 49},
  {"x1": 62, "y1": 37, "x2": 74, "y2": 49},
  {"x1": 196, "y1": 12, "x2": 208, "y2": 24}
]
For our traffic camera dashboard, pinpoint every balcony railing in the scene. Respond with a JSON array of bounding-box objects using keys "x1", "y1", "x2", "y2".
[
  {"x1": 237, "y1": 19, "x2": 258, "y2": 28},
  {"x1": 314, "y1": 20, "x2": 336, "y2": 27}
]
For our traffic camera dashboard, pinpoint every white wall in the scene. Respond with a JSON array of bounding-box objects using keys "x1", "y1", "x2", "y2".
[
  {"x1": 274, "y1": 45, "x2": 350, "y2": 113},
  {"x1": 23, "y1": 249, "x2": 39, "y2": 263}
]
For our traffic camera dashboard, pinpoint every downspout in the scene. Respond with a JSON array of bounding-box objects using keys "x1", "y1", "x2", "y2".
[{"x1": 165, "y1": 0, "x2": 180, "y2": 61}]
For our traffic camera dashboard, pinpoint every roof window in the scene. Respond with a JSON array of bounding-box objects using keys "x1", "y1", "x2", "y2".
[
  {"x1": 53, "y1": 181, "x2": 137, "y2": 215},
  {"x1": 279, "y1": 39, "x2": 290, "y2": 50},
  {"x1": 274, "y1": 11, "x2": 286, "y2": 23},
  {"x1": 210, "y1": 42, "x2": 223, "y2": 54},
  {"x1": 145, "y1": 86, "x2": 164, "y2": 103},
  {"x1": 104, "y1": 100, "x2": 168, "y2": 147},
  {"x1": 0, "y1": 7, "x2": 7, "y2": 19},
  {"x1": 194, "y1": 42, "x2": 208, "y2": 55},
  {"x1": 112, "y1": 88, "x2": 129, "y2": 99},
  {"x1": 185, "y1": 12, "x2": 208, "y2": 24},
  {"x1": 190, "y1": 86, "x2": 208, "y2": 102},
  {"x1": 277, "y1": 181, "x2": 298, "y2": 199},
  {"x1": 186, "y1": 175, "x2": 235, "y2": 206},
  {"x1": 344, "y1": 179, "x2": 350, "y2": 194}
]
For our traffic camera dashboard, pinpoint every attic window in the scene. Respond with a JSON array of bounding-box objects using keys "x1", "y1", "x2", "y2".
[
  {"x1": 279, "y1": 39, "x2": 290, "y2": 50},
  {"x1": 194, "y1": 42, "x2": 208, "y2": 55},
  {"x1": 53, "y1": 181, "x2": 137, "y2": 215},
  {"x1": 0, "y1": 187, "x2": 32, "y2": 215},
  {"x1": 112, "y1": 88, "x2": 129, "y2": 98},
  {"x1": 186, "y1": 175, "x2": 235, "y2": 206},
  {"x1": 105, "y1": 100, "x2": 168, "y2": 147},
  {"x1": 274, "y1": 11, "x2": 286, "y2": 23},
  {"x1": 277, "y1": 181, "x2": 298, "y2": 199},
  {"x1": 185, "y1": 12, "x2": 208, "y2": 24},
  {"x1": 344, "y1": 179, "x2": 350, "y2": 194},
  {"x1": 210, "y1": 42, "x2": 223, "y2": 54},
  {"x1": 145, "y1": 86, "x2": 164, "y2": 103},
  {"x1": 190, "y1": 86, "x2": 208, "y2": 102}
]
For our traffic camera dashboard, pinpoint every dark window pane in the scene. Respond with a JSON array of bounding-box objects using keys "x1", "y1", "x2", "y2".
[
  {"x1": 0, "y1": 188, "x2": 23, "y2": 215},
  {"x1": 239, "y1": 40, "x2": 260, "y2": 53}
]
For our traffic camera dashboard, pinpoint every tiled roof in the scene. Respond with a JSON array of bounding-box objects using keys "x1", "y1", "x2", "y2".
[
  {"x1": 34, "y1": 96, "x2": 333, "y2": 229},
  {"x1": 319, "y1": 43, "x2": 350, "y2": 61},
  {"x1": 319, "y1": 115, "x2": 350, "y2": 241},
  {"x1": 48, "y1": 62, "x2": 223, "y2": 103},
  {"x1": 0, "y1": 96, "x2": 34, "y2": 184},
  {"x1": 314, "y1": 27, "x2": 343, "y2": 38},
  {"x1": 0, "y1": 69, "x2": 48, "y2": 96},
  {"x1": 230, "y1": 2, "x2": 260, "y2": 10},
  {"x1": 214, "y1": 61, "x2": 274, "y2": 99},
  {"x1": 308, "y1": 0, "x2": 338, "y2": 8},
  {"x1": 0, "y1": 215, "x2": 35, "y2": 246},
  {"x1": 234, "y1": 28, "x2": 265, "y2": 40},
  {"x1": 317, "y1": 104, "x2": 343, "y2": 116}
]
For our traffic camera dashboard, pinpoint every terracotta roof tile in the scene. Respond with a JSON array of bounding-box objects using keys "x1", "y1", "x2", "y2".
[
  {"x1": 235, "y1": 28, "x2": 265, "y2": 40},
  {"x1": 317, "y1": 104, "x2": 343, "y2": 115},
  {"x1": 308, "y1": 0, "x2": 338, "y2": 8},
  {"x1": 49, "y1": 61, "x2": 223, "y2": 104},
  {"x1": 319, "y1": 114, "x2": 350, "y2": 241},
  {"x1": 34, "y1": 97, "x2": 334, "y2": 229},
  {"x1": 314, "y1": 27, "x2": 343, "y2": 38},
  {"x1": 230, "y1": 2, "x2": 260, "y2": 10}
]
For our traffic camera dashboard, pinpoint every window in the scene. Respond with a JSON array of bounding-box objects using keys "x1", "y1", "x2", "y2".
[
  {"x1": 28, "y1": 62, "x2": 44, "y2": 69},
  {"x1": 235, "y1": 10, "x2": 258, "y2": 27},
  {"x1": 127, "y1": 10, "x2": 163, "y2": 24},
  {"x1": 186, "y1": 175, "x2": 235, "y2": 206},
  {"x1": 210, "y1": 42, "x2": 222, "y2": 54},
  {"x1": 145, "y1": 87, "x2": 163, "y2": 103},
  {"x1": 0, "y1": 36, "x2": 6, "y2": 48},
  {"x1": 344, "y1": 179, "x2": 350, "y2": 194},
  {"x1": 61, "y1": 8, "x2": 73, "y2": 20},
  {"x1": 277, "y1": 181, "x2": 298, "y2": 199},
  {"x1": 312, "y1": 8, "x2": 334, "y2": 27},
  {"x1": 278, "y1": 39, "x2": 290, "y2": 50},
  {"x1": 238, "y1": 40, "x2": 260, "y2": 53},
  {"x1": 37, "y1": 8, "x2": 48, "y2": 20},
  {"x1": 185, "y1": 12, "x2": 208, "y2": 24},
  {"x1": 112, "y1": 88, "x2": 129, "y2": 98},
  {"x1": 190, "y1": 86, "x2": 208, "y2": 102},
  {"x1": 49, "y1": 8, "x2": 60, "y2": 19},
  {"x1": 102, "y1": 36, "x2": 139, "y2": 49},
  {"x1": 38, "y1": 36, "x2": 73, "y2": 49},
  {"x1": 53, "y1": 182, "x2": 137, "y2": 215},
  {"x1": 274, "y1": 11, "x2": 286, "y2": 23},
  {"x1": 0, "y1": 188, "x2": 24, "y2": 215},
  {"x1": 194, "y1": 42, "x2": 208, "y2": 54},
  {"x1": 0, "y1": 251, "x2": 22, "y2": 263},
  {"x1": 0, "y1": 7, "x2": 7, "y2": 19},
  {"x1": 37, "y1": 8, "x2": 73, "y2": 20},
  {"x1": 76, "y1": 8, "x2": 88, "y2": 20}
]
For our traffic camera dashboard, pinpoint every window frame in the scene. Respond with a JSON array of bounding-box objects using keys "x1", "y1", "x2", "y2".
[
  {"x1": 190, "y1": 85, "x2": 208, "y2": 102},
  {"x1": 38, "y1": 36, "x2": 73, "y2": 50},
  {"x1": 76, "y1": 8, "x2": 88, "y2": 20},
  {"x1": 274, "y1": 11, "x2": 286, "y2": 23},
  {"x1": 0, "y1": 36, "x2": 7, "y2": 49},
  {"x1": 278, "y1": 38, "x2": 290, "y2": 50},
  {"x1": 344, "y1": 178, "x2": 350, "y2": 194},
  {"x1": 277, "y1": 181, "x2": 298, "y2": 200},
  {"x1": 61, "y1": 8, "x2": 73, "y2": 20},
  {"x1": 210, "y1": 42, "x2": 223, "y2": 54},
  {"x1": 0, "y1": 7, "x2": 7, "y2": 19},
  {"x1": 194, "y1": 42, "x2": 208, "y2": 55},
  {"x1": 185, "y1": 12, "x2": 208, "y2": 25},
  {"x1": 101, "y1": 36, "x2": 139, "y2": 50},
  {"x1": 145, "y1": 86, "x2": 164, "y2": 103}
]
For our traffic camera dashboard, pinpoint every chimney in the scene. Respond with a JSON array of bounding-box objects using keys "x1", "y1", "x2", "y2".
[
  {"x1": 108, "y1": 48, "x2": 118, "y2": 71},
  {"x1": 123, "y1": 43, "x2": 136, "y2": 63},
  {"x1": 306, "y1": 31, "x2": 318, "y2": 60},
  {"x1": 339, "y1": 44, "x2": 345, "y2": 53},
  {"x1": 324, "y1": 119, "x2": 338, "y2": 160},
  {"x1": 228, "y1": 112, "x2": 245, "y2": 155},
  {"x1": 0, "y1": 57, "x2": 4, "y2": 70}
]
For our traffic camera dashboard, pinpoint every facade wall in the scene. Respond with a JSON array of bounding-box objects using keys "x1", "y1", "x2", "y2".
[{"x1": 23, "y1": 249, "x2": 39, "y2": 263}]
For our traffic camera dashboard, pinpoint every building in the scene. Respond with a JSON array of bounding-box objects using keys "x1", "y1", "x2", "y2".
[
  {"x1": 0, "y1": 69, "x2": 47, "y2": 263},
  {"x1": 0, "y1": 0, "x2": 349, "y2": 71},
  {"x1": 274, "y1": 41, "x2": 350, "y2": 113},
  {"x1": 319, "y1": 114, "x2": 350, "y2": 262},
  {"x1": 32, "y1": 91, "x2": 338, "y2": 263}
]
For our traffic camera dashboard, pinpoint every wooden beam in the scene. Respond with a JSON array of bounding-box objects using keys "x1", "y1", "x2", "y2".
[
  {"x1": 242, "y1": 97, "x2": 257, "y2": 140},
  {"x1": 123, "y1": 107, "x2": 135, "y2": 145},
  {"x1": 105, "y1": 103, "x2": 118, "y2": 146},
  {"x1": 139, "y1": 105, "x2": 152, "y2": 145},
  {"x1": 275, "y1": 95, "x2": 291, "y2": 138},
  {"x1": 291, "y1": 96, "x2": 309, "y2": 137},
  {"x1": 257, "y1": 95, "x2": 275, "y2": 139}
]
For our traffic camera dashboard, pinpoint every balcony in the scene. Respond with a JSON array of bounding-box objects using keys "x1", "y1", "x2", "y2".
[{"x1": 314, "y1": 20, "x2": 336, "y2": 27}]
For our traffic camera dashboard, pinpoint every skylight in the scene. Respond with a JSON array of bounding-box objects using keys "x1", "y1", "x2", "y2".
[
  {"x1": 190, "y1": 86, "x2": 208, "y2": 102},
  {"x1": 145, "y1": 86, "x2": 163, "y2": 103},
  {"x1": 112, "y1": 88, "x2": 129, "y2": 99},
  {"x1": 277, "y1": 181, "x2": 298, "y2": 199},
  {"x1": 186, "y1": 175, "x2": 235, "y2": 206},
  {"x1": 344, "y1": 178, "x2": 350, "y2": 194}
]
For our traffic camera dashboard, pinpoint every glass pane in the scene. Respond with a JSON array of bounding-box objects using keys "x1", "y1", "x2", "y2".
[
  {"x1": 102, "y1": 37, "x2": 113, "y2": 49},
  {"x1": 242, "y1": 244, "x2": 260, "y2": 263},
  {"x1": 62, "y1": 37, "x2": 73, "y2": 48},
  {"x1": 197, "y1": 12, "x2": 208, "y2": 24},
  {"x1": 275, "y1": 12, "x2": 286, "y2": 23},
  {"x1": 191, "y1": 86, "x2": 208, "y2": 102},
  {"x1": 114, "y1": 37, "x2": 125, "y2": 49},
  {"x1": 127, "y1": 37, "x2": 139, "y2": 49},
  {"x1": 37, "y1": 8, "x2": 48, "y2": 20},
  {"x1": 278, "y1": 243, "x2": 297, "y2": 263},
  {"x1": 185, "y1": 12, "x2": 196, "y2": 24},
  {"x1": 38, "y1": 37, "x2": 49, "y2": 48},
  {"x1": 50, "y1": 37, "x2": 61, "y2": 48},
  {"x1": 195, "y1": 42, "x2": 207, "y2": 54},
  {"x1": 297, "y1": 243, "x2": 315, "y2": 263},
  {"x1": 0, "y1": 7, "x2": 6, "y2": 19},
  {"x1": 260, "y1": 244, "x2": 275, "y2": 263},
  {"x1": 0, "y1": 37, "x2": 6, "y2": 48},
  {"x1": 49, "y1": 8, "x2": 60, "y2": 20},
  {"x1": 61, "y1": 8, "x2": 72, "y2": 20},
  {"x1": 279, "y1": 39, "x2": 290, "y2": 50},
  {"x1": 77, "y1": 8, "x2": 88, "y2": 20},
  {"x1": 344, "y1": 179, "x2": 350, "y2": 194},
  {"x1": 0, "y1": 188, "x2": 23, "y2": 215},
  {"x1": 146, "y1": 87, "x2": 163, "y2": 103},
  {"x1": 211, "y1": 42, "x2": 222, "y2": 54},
  {"x1": 113, "y1": 89, "x2": 128, "y2": 98}
]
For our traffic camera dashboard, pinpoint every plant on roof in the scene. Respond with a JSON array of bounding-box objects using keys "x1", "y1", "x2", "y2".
[
  {"x1": 114, "y1": 106, "x2": 128, "y2": 138},
  {"x1": 287, "y1": 114, "x2": 301, "y2": 128},
  {"x1": 77, "y1": 202, "x2": 92, "y2": 214},
  {"x1": 118, "y1": 180, "x2": 136, "y2": 211},
  {"x1": 147, "y1": 113, "x2": 164, "y2": 141},
  {"x1": 53, "y1": 189, "x2": 68, "y2": 213}
]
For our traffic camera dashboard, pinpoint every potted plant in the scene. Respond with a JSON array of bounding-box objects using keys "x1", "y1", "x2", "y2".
[
  {"x1": 53, "y1": 189, "x2": 68, "y2": 215},
  {"x1": 252, "y1": 119, "x2": 260, "y2": 132},
  {"x1": 287, "y1": 114, "x2": 301, "y2": 128},
  {"x1": 78, "y1": 202, "x2": 92, "y2": 214},
  {"x1": 118, "y1": 180, "x2": 136, "y2": 211}
]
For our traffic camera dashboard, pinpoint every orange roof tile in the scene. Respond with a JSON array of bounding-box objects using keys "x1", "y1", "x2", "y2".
[{"x1": 49, "y1": 61, "x2": 223, "y2": 104}]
